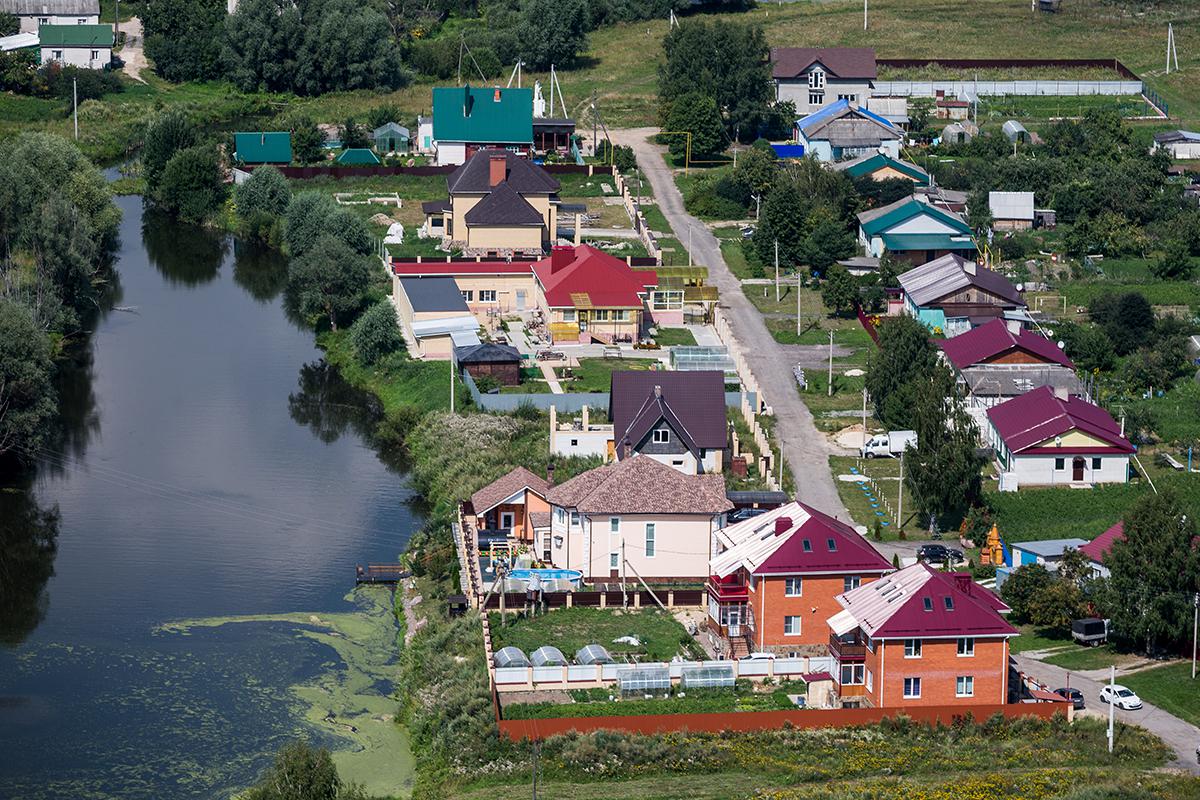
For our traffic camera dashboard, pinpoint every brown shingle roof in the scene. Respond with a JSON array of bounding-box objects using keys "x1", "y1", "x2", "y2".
[
  {"x1": 470, "y1": 466, "x2": 549, "y2": 515},
  {"x1": 771, "y1": 47, "x2": 877, "y2": 80},
  {"x1": 545, "y1": 455, "x2": 731, "y2": 515},
  {"x1": 447, "y1": 148, "x2": 559, "y2": 195},
  {"x1": 463, "y1": 182, "x2": 544, "y2": 226}
]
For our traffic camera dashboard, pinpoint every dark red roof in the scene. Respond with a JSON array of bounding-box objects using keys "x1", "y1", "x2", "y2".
[
  {"x1": 391, "y1": 260, "x2": 534, "y2": 276},
  {"x1": 610, "y1": 370, "x2": 728, "y2": 453},
  {"x1": 757, "y1": 506, "x2": 894, "y2": 575},
  {"x1": 859, "y1": 565, "x2": 1016, "y2": 639},
  {"x1": 771, "y1": 47, "x2": 877, "y2": 80},
  {"x1": 1079, "y1": 522, "x2": 1124, "y2": 565},
  {"x1": 938, "y1": 319, "x2": 1074, "y2": 370},
  {"x1": 986, "y1": 386, "x2": 1133, "y2": 455},
  {"x1": 532, "y1": 245, "x2": 656, "y2": 308}
]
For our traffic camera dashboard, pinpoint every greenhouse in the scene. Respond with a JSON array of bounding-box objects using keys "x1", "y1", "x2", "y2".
[
  {"x1": 617, "y1": 665, "x2": 671, "y2": 695},
  {"x1": 681, "y1": 663, "x2": 735, "y2": 689},
  {"x1": 670, "y1": 346, "x2": 737, "y2": 375},
  {"x1": 530, "y1": 646, "x2": 567, "y2": 667},
  {"x1": 493, "y1": 646, "x2": 530, "y2": 669},
  {"x1": 575, "y1": 644, "x2": 614, "y2": 665}
]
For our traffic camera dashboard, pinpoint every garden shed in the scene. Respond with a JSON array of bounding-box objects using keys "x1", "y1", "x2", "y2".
[
  {"x1": 530, "y1": 646, "x2": 567, "y2": 667},
  {"x1": 494, "y1": 646, "x2": 531, "y2": 669},
  {"x1": 454, "y1": 342, "x2": 522, "y2": 386}
]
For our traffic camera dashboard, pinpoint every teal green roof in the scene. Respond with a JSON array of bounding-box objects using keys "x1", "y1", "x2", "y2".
[
  {"x1": 860, "y1": 198, "x2": 971, "y2": 238},
  {"x1": 842, "y1": 154, "x2": 929, "y2": 186},
  {"x1": 432, "y1": 85, "x2": 532, "y2": 145},
  {"x1": 336, "y1": 148, "x2": 381, "y2": 165},
  {"x1": 39, "y1": 24, "x2": 113, "y2": 48},
  {"x1": 234, "y1": 132, "x2": 291, "y2": 164},
  {"x1": 881, "y1": 233, "x2": 977, "y2": 252}
]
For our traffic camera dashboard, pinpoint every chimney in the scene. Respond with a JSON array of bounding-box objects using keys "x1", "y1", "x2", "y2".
[
  {"x1": 622, "y1": 437, "x2": 632, "y2": 459},
  {"x1": 1053, "y1": 385, "x2": 1070, "y2": 402},
  {"x1": 546, "y1": 462, "x2": 555, "y2": 487},
  {"x1": 963, "y1": 259, "x2": 977, "y2": 276},
  {"x1": 953, "y1": 573, "x2": 972, "y2": 596},
  {"x1": 653, "y1": 385, "x2": 663, "y2": 398},
  {"x1": 550, "y1": 245, "x2": 574, "y2": 274},
  {"x1": 489, "y1": 153, "x2": 506, "y2": 187},
  {"x1": 774, "y1": 516, "x2": 792, "y2": 535},
  {"x1": 1005, "y1": 318, "x2": 1021, "y2": 335},
  {"x1": 494, "y1": 88, "x2": 502, "y2": 102}
]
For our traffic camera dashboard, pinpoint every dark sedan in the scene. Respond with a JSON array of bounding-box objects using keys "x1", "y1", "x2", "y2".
[{"x1": 1054, "y1": 687, "x2": 1085, "y2": 709}]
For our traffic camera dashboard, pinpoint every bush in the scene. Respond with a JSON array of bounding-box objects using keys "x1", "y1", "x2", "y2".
[
  {"x1": 350, "y1": 300, "x2": 404, "y2": 365},
  {"x1": 235, "y1": 166, "x2": 291, "y2": 241},
  {"x1": 157, "y1": 144, "x2": 226, "y2": 223}
]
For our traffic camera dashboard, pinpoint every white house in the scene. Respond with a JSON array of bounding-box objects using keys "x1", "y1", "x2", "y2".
[
  {"x1": 1153, "y1": 130, "x2": 1200, "y2": 160},
  {"x1": 1, "y1": 0, "x2": 98, "y2": 34},
  {"x1": 771, "y1": 47, "x2": 876, "y2": 116},
  {"x1": 38, "y1": 23, "x2": 111, "y2": 69},
  {"x1": 416, "y1": 115, "x2": 434, "y2": 154},
  {"x1": 986, "y1": 386, "x2": 1133, "y2": 488}
]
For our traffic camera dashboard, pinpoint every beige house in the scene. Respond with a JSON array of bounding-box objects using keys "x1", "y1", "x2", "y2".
[
  {"x1": 545, "y1": 455, "x2": 731, "y2": 583},
  {"x1": 392, "y1": 276, "x2": 480, "y2": 359},
  {"x1": 392, "y1": 260, "x2": 539, "y2": 324}
]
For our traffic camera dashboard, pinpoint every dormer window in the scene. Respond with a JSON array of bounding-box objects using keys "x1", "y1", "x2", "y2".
[
  {"x1": 922, "y1": 597, "x2": 933, "y2": 612},
  {"x1": 826, "y1": 538, "x2": 837, "y2": 552},
  {"x1": 944, "y1": 596, "x2": 955, "y2": 611},
  {"x1": 801, "y1": 538, "x2": 812, "y2": 552},
  {"x1": 808, "y1": 68, "x2": 825, "y2": 90}
]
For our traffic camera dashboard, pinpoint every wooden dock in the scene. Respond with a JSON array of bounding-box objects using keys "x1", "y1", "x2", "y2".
[{"x1": 355, "y1": 564, "x2": 410, "y2": 584}]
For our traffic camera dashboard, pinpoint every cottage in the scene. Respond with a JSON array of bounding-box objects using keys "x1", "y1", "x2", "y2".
[
  {"x1": 827, "y1": 564, "x2": 1016, "y2": 707},
  {"x1": 986, "y1": 386, "x2": 1133, "y2": 487},
  {"x1": 233, "y1": 132, "x2": 292, "y2": 165},
  {"x1": 1154, "y1": 130, "x2": 1200, "y2": 160},
  {"x1": 935, "y1": 96, "x2": 970, "y2": 121},
  {"x1": 392, "y1": 276, "x2": 479, "y2": 359},
  {"x1": 795, "y1": 100, "x2": 902, "y2": 162},
  {"x1": 989, "y1": 191, "x2": 1035, "y2": 231},
  {"x1": 1, "y1": 0, "x2": 97, "y2": 34},
  {"x1": 771, "y1": 47, "x2": 876, "y2": 116},
  {"x1": 469, "y1": 466, "x2": 550, "y2": 545},
  {"x1": 533, "y1": 245, "x2": 657, "y2": 345},
  {"x1": 1079, "y1": 522, "x2": 1124, "y2": 579},
  {"x1": 609, "y1": 370, "x2": 728, "y2": 474},
  {"x1": 833, "y1": 152, "x2": 929, "y2": 186},
  {"x1": 857, "y1": 197, "x2": 976, "y2": 265},
  {"x1": 38, "y1": 23, "x2": 110, "y2": 68},
  {"x1": 708, "y1": 503, "x2": 892, "y2": 657},
  {"x1": 431, "y1": 85, "x2": 533, "y2": 166},
  {"x1": 545, "y1": 454, "x2": 731, "y2": 582},
  {"x1": 938, "y1": 318, "x2": 1081, "y2": 408},
  {"x1": 372, "y1": 122, "x2": 410, "y2": 154},
  {"x1": 898, "y1": 255, "x2": 1024, "y2": 336},
  {"x1": 455, "y1": 341, "x2": 522, "y2": 386}
]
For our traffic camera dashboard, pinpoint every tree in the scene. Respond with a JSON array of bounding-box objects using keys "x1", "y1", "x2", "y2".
[
  {"x1": 142, "y1": 0, "x2": 226, "y2": 82},
  {"x1": 286, "y1": 234, "x2": 371, "y2": 330},
  {"x1": 804, "y1": 210, "x2": 856, "y2": 274},
  {"x1": 242, "y1": 740, "x2": 367, "y2": 800},
  {"x1": 753, "y1": 175, "x2": 809, "y2": 267},
  {"x1": 339, "y1": 117, "x2": 369, "y2": 149},
  {"x1": 235, "y1": 165, "x2": 290, "y2": 242},
  {"x1": 1150, "y1": 239, "x2": 1194, "y2": 280},
  {"x1": 0, "y1": 12, "x2": 18, "y2": 36},
  {"x1": 142, "y1": 110, "x2": 196, "y2": 195},
  {"x1": 290, "y1": 117, "x2": 326, "y2": 164},
  {"x1": 903, "y1": 366, "x2": 983, "y2": 526},
  {"x1": 156, "y1": 145, "x2": 226, "y2": 223},
  {"x1": 517, "y1": 0, "x2": 588, "y2": 70},
  {"x1": 1088, "y1": 292, "x2": 1154, "y2": 356},
  {"x1": 1103, "y1": 489, "x2": 1200, "y2": 654},
  {"x1": 966, "y1": 188, "x2": 993, "y2": 235},
  {"x1": 865, "y1": 314, "x2": 939, "y2": 428},
  {"x1": 730, "y1": 145, "x2": 776, "y2": 202},
  {"x1": 1026, "y1": 578, "x2": 1085, "y2": 631},
  {"x1": 665, "y1": 92, "x2": 725, "y2": 159},
  {"x1": 820, "y1": 264, "x2": 858, "y2": 316},
  {"x1": 350, "y1": 300, "x2": 404, "y2": 365},
  {"x1": 1000, "y1": 563, "x2": 1056, "y2": 625},
  {"x1": 0, "y1": 300, "x2": 56, "y2": 456},
  {"x1": 222, "y1": 0, "x2": 304, "y2": 93}
]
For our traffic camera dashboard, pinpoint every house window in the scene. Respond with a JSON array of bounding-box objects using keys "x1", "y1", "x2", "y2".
[
  {"x1": 460, "y1": 290, "x2": 474, "y2": 302},
  {"x1": 840, "y1": 664, "x2": 864, "y2": 685},
  {"x1": 561, "y1": 309, "x2": 576, "y2": 321},
  {"x1": 904, "y1": 639, "x2": 922, "y2": 658},
  {"x1": 90, "y1": 49, "x2": 99, "y2": 60},
  {"x1": 610, "y1": 552, "x2": 619, "y2": 569},
  {"x1": 957, "y1": 637, "x2": 975, "y2": 657},
  {"x1": 808, "y1": 92, "x2": 824, "y2": 106},
  {"x1": 555, "y1": 507, "x2": 564, "y2": 524},
  {"x1": 904, "y1": 677, "x2": 922, "y2": 698},
  {"x1": 593, "y1": 309, "x2": 610, "y2": 321},
  {"x1": 837, "y1": 94, "x2": 858, "y2": 103},
  {"x1": 785, "y1": 577, "x2": 803, "y2": 597},
  {"x1": 645, "y1": 523, "x2": 655, "y2": 557},
  {"x1": 784, "y1": 615, "x2": 802, "y2": 636},
  {"x1": 610, "y1": 517, "x2": 620, "y2": 534},
  {"x1": 1054, "y1": 457, "x2": 1065, "y2": 471},
  {"x1": 39, "y1": 17, "x2": 49, "y2": 24},
  {"x1": 866, "y1": 668, "x2": 873, "y2": 692},
  {"x1": 542, "y1": 534, "x2": 552, "y2": 562},
  {"x1": 570, "y1": 511, "x2": 579, "y2": 527},
  {"x1": 844, "y1": 576, "x2": 860, "y2": 592},
  {"x1": 807, "y1": 69, "x2": 825, "y2": 90},
  {"x1": 1092, "y1": 457, "x2": 1102, "y2": 470},
  {"x1": 944, "y1": 596, "x2": 955, "y2": 611},
  {"x1": 52, "y1": 49, "x2": 62, "y2": 60},
  {"x1": 956, "y1": 676, "x2": 975, "y2": 697},
  {"x1": 612, "y1": 310, "x2": 629, "y2": 321},
  {"x1": 570, "y1": 438, "x2": 578, "y2": 447},
  {"x1": 479, "y1": 290, "x2": 497, "y2": 302},
  {"x1": 79, "y1": 17, "x2": 87, "y2": 23},
  {"x1": 652, "y1": 429, "x2": 670, "y2": 444}
]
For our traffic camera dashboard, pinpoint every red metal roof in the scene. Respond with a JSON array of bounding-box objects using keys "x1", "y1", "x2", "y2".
[
  {"x1": 391, "y1": 260, "x2": 534, "y2": 276},
  {"x1": 986, "y1": 386, "x2": 1134, "y2": 455},
  {"x1": 532, "y1": 245, "x2": 656, "y2": 308},
  {"x1": 1079, "y1": 521, "x2": 1124, "y2": 565},
  {"x1": 938, "y1": 318, "x2": 1074, "y2": 370}
]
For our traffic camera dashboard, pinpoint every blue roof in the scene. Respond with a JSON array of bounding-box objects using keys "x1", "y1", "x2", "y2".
[
  {"x1": 234, "y1": 132, "x2": 291, "y2": 164},
  {"x1": 796, "y1": 99, "x2": 850, "y2": 131}
]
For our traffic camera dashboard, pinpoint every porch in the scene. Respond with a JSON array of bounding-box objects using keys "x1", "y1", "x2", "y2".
[{"x1": 706, "y1": 575, "x2": 755, "y2": 658}]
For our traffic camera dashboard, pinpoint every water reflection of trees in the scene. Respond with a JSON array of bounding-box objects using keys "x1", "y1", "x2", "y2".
[
  {"x1": 0, "y1": 481, "x2": 60, "y2": 646},
  {"x1": 232, "y1": 240, "x2": 288, "y2": 303},
  {"x1": 142, "y1": 206, "x2": 229, "y2": 287},
  {"x1": 287, "y1": 361, "x2": 382, "y2": 445}
]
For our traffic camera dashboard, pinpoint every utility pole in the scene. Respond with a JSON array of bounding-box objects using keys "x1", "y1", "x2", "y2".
[
  {"x1": 897, "y1": 449, "x2": 905, "y2": 535},
  {"x1": 1192, "y1": 591, "x2": 1198, "y2": 679},
  {"x1": 531, "y1": 739, "x2": 540, "y2": 800},
  {"x1": 73, "y1": 78, "x2": 78, "y2": 140},
  {"x1": 863, "y1": 0, "x2": 868, "y2": 30},
  {"x1": 774, "y1": 240, "x2": 780, "y2": 302},
  {"x1": 450, "y1": 352, "x2": 456, "y2": 413},
  {"x1": 1107, "y1": 665, "x2": 1115, "y2": 754},
  {"x1": 827, "y1": 329, "x2": 834, "y2": 396},
  {"x1": 796, "y1": 271, "x2": 802, "y2": 336},
  {"x1": 591, "y1": 90, "x2": 598, "y2": 156},
  {"x1": 861, "y1": 387, "x2": 868, "y2": 442}
]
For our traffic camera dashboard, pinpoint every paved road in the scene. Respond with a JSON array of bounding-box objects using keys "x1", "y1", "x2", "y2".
[
  {"x1": 611, "y1": 127, "x2": 849, "y2": 520},
  {"x1": 1014, "y1": 653, "x2": 1200, "y2": 773}
]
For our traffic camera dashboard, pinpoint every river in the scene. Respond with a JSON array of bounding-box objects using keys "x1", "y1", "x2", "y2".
[{"x1": 0, "y1": 195, "x2": 420, "y2": 799}]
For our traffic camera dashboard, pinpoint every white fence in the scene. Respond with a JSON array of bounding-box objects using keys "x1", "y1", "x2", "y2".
[
  {"x1": 872, "y1": 80, "x2": 1143, "y2": 98},
  {"x1": 494, "y1": 655, "x2": 836, "y2": 692}
]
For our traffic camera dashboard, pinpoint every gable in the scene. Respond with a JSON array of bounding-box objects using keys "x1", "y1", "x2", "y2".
[
  {"x1": 1034, "y1": 430, "x2": 1110, "y2": 449},
  {"x1": 888, "y1": 214, "x2": 963, "y2": 235}
]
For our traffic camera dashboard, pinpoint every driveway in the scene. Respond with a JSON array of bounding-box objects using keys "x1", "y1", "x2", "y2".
[
  {"x1": 118, "y1": 17, "x2": 148, "y2": 83},
  {"x1": 610, "y1": 127, "x2": 848, "y2": 520},
  {"x1": 1014, "y1": 653, "x2": 1200, "y2": 773}
]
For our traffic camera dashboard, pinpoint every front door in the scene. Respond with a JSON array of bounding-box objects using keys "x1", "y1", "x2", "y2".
[
  {"x1": 1072, "y1": 457, "x2": 1085, "y2": 482},
  {"x1": 500, "y1": 511, "x2": 515, "y2": 531}
]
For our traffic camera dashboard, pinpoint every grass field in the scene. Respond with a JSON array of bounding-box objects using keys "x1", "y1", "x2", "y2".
[
  {"x1": 557, "y1": 357, "x2": 661, "y2": 393},
  {"x1": 1009, "y1": 625, "x2": 1073, "y2": 655},
  {"x1": 489, "y1": 607, "x2": 704, "y2": 662},
  {"x1": 829, "y1": 455, "x2": 904, "y2": 537},
  {"x1": 1123, "y1": 662, "x2": 1200, "y2": 728},
  {"x1": 649, "y1": 327, "x2": 696, "y2": 347},
  {"x1": 1042, "y1": 644, "x2": 1144, "y2": 672}
]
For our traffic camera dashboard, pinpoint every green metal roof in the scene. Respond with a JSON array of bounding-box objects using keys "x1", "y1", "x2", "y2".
[
  {"x1": 336, "y1": 148, "x2": 381, "y2": 165},
  {"x1": 860, "y1": 198, "x2": 971, "y2": 238},
  {"x1": 842, "y1": 154, "x2": 929, "y2": 186},
  {"x1": 39, "y1": 24, "x2": 113, "y2": 47},
  {"x1": 234, "y1": 132, "x2": 292, "y2": 164},
  {"x1": 881, "y1": 233, "x2": 977, "y2": 252},
  {"x1": 432, "y1": 85, "x2": 533, "y2": 144}
]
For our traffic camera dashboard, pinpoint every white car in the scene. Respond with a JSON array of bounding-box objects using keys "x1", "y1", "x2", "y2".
[
  {"x1": 1099, "y1": 684, "x2": 1143, "y2": 710},
  {"x1": 739, "y1": 652, "x2": 776, "y2": 661}
]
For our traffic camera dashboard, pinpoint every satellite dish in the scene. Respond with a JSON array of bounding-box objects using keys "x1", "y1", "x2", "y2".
[
  {"x1": 1016, "y1": 283, "x2": 1025, "y2": 292},
  {"x1": 1045, "y1": 329, "x2": 1054, "y2": 337},
  {"x1": 1057, "y1": 341, "x2": 1066, "y2": 349}
]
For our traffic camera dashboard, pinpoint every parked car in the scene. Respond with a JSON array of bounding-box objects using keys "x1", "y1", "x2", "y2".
[
  {"x1": 1071, "y1": 617, "x2": 1109, "y2": 647},
  {"x1": 727, "y1": 507, "x2": 769, "y2": 524},
  {"x1": 1054, "y1": 687, "x2": 1085, "y2": 709},
  {"x1": 1099, "y1": 684, "x2": 1143, "y2": 710},
  {"x1": 917, "y1": 544, "x2": 963, "y2": 565},
  {"x1": 739, "y1": 652, "x2": 776, "y2": 661},
  {"x1": 860, "y1": 430, "x2": 917, "y2": 458}
]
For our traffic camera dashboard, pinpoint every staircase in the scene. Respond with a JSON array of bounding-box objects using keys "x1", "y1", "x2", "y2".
[{"x1": 728, "y1": 636, "x2": 751, "y2": 659}]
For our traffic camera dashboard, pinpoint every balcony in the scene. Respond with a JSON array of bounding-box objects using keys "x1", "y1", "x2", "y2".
[
  {"x1": 706, "y1": 574, "x2": 748, "y2": 602},
  {"x1": 829, "y1": 632, "x2": 867, "y2": 661}
]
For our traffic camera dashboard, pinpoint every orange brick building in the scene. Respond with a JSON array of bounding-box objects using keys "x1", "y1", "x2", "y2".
[
  {"x1": 827, "y1": 563, "x2": 1017, "y2": 707},
  {"x1": 707, "y1": 502, "x2": 892, "y2": 657}
]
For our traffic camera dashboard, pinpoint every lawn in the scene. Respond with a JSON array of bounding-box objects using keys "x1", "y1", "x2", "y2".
[
  {"x1": 558, "y1": 357, "x2": 661, "y2": 393},
  {"x1": 319, "y1": 329, "x2": 464, "y2": 415},
  {"x1": 1043, "y1": 644, "x2": 1144, "y2": 672},
  {"x1": 489, "y1": 607, "x2": 704, "y2": 662},
  {"x1": 649, "y1": 327, "x2": 696, "y2": 347},
  {"x1": 555, "y1": 172, "x2": 618, "y2": 198},
  {"x1": 829, "y1": 455, "x2": 904, "y2": 538},
  {"x1": 639, "y1": 202, "x2": 671, "y2": 235},
  {"x1": 1009, "y1": 625, "x2": 1073, "y2": 655},
  {"x1": 1124, "y1": 662, "x2": 1200, "y2": 728},
  {"x1": 1129, "y1": 382, "x2": 1200, "y2": 444}
]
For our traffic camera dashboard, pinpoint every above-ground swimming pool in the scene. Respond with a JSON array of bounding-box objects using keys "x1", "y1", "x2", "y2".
[{"x1": 509, "y1": 568, "x2": 583, "y2": 585}]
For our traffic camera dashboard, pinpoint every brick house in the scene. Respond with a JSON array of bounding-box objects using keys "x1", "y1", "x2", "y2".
[
  {"x1": 827, "y1": 563, "x2": 1016, "y2": 707},
  {"x1": 707, "y1": 503, "x2": 892, "y2": 657}
]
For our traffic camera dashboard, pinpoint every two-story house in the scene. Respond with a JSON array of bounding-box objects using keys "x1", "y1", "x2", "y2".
[
  {"x1": 2, "y1": 0, "x2": 98, "y2": 34},
  {"x1": 610, "y1": 370, "x2": 729, "y2": 475},
  {"x1": 827, "y1": 563, "x2": 1017, "y2": 707},
  {"x1": 431, "y1": 85, "x2": 533, "y2": 166},
  {"x1": 545, "y1": 454, "x2": 730, "y2": 582},
  {"x1": 707, "y1": 503, "x2": 893, "y2": 658},
  {"x1": 771, "y1": 47, "x2": 877, "y2": 115},
  {"x1": 468, "y1": 466, "x2": 551, "y2": 546}
]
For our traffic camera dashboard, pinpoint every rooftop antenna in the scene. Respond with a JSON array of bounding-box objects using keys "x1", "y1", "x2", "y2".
[
  {"x1": 864, "y1": 0, "x2": 868, "y2": 30},
  {"x1": 669, "y1": 8, "x2": 678, "y2": 28},
  {"x1": 1167, "y1": 23, "x2": 1180, "y2": 75}
]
